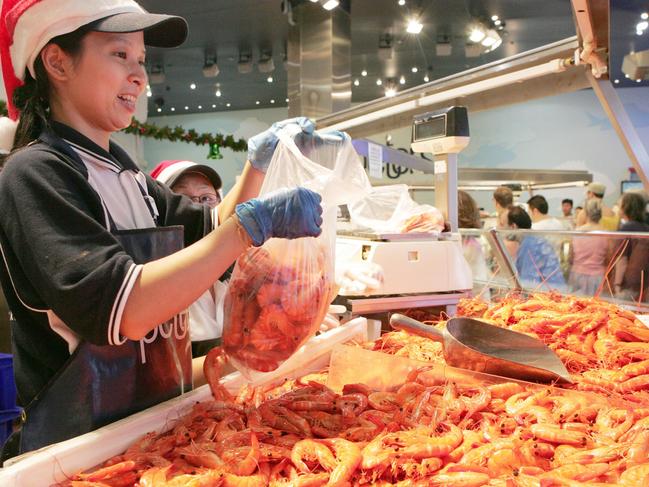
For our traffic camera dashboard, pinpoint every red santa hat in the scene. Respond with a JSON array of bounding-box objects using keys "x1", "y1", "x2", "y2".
[
  {"x1": 151, "y1": 160, "x2": 223, "y2": 193},
  {"x1": 0, "y1": 0, "x2": 187, "y2": 152}
]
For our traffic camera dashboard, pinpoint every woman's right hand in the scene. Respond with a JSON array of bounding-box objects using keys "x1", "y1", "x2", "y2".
[{"x1": 235, "y1": 187, "x2": 323, "y2": 246}]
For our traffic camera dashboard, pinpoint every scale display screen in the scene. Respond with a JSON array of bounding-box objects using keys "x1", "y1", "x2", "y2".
[{"x1": 414, "y1": 115, "x2": 446, "y2": 141}]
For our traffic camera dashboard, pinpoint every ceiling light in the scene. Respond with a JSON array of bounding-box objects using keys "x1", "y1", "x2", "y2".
[
  {"x1": 643, "y1": 12, "x2": 649, "y2": 20},
  {"x1": 215, "y1": 89, "x2": 222, "y2": 97},
  {"x1": 285, "y1": 98, "x2": 289, "y2": 102},
  {"x1": 411, "y1": 66, "x2": 418, "y2": 73},
  {"x1": 212, "y1": 104, "x2": 217, "y2": 108},
  {"x1": 491, "y1": 15, "x2": 499, "y2": 21},
  {"x1": 309, "y1": 0, "x2": 318, "y2": 2},
  {"x1": 146, "y1": 87, "x2": 152, "y2": 97},
  {"x1": 398, "y1": 0, "x2": 405, "y2": 5},
  {"x1": 320, "y1": 0, "x2": 339, "y2": 10},
  {"x1": 353, "y1": 79, "x2": 360, "y2": 86},
  {"x1": 385, "y1": 87, "x2": 397, "y2": 97},
  {"x1": 226, "y1": 102, "x2": 231, "y2": 107},
  {"x1": 637, "y1": 21, "x2": 648, "y2": 31},
  {"x1": 190, "y1": 83, "x2": 196, "y2": 90},
  {"x1": 184, "y1": 106, "x2": 189, "y2": 110},
  {"x1": 267, "y1": 76, "x2": 274, "y2": 83},
  {"x1": 481, "y1": 29, "x2": 502, "y2": 51},
  {"x1": 198, "y1": 105, "x2": 202, "y2": 109},
  {"x1": 237, "y1": 52, "x2": 253, "y2": 74},
  {"x1": 361, "y1": 69, "x2": 367, "y2": 76},
  {"x1": 494, "y1": 19, "x2": 502, "y2": 26},
  {"x1": 638, "y1": 29, "x2": 644, "y2": 36},
  {"x1": 399, "y1": 75, "x2": 406, "y2": 84},
  {"x1": 469, "y1": 26, "x2": 486, "y2": 43},
  {"x1": 258, "y1": 52, "x2": 275, "y2": 73},
  {"x1": 149, "y1": 65, "x2": 165, "y2": 85},
  {"x1": 255, "y1": 100, "x2": 260, "y2": 105},
  {"x1": 156, "y1": 107, "x2": 162, "y2": 113},
  {"x1": 637, "y1": 79, "x2": 642, "y2": 82},
  {"x1": 614, "y1": 79, "x2": 620, "y2": 83},
  {"x1": 270, "y1": 99, "x2": 275, "y2": 104},
  {"x1": 424, "y1": 74, "x2": 430, "y2": 82},
  {"x1": 376, "y1": 78, "x2": 382, "y2": 85},
  {"x1": 406, "y1": 18, "x2": 423, "y2": 34},
  {"x1": 170, "y1": 107, "x2": 175, "y2": 112}
]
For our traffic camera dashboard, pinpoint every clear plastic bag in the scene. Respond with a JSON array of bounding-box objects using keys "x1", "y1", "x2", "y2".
[
  {"x1": 222, "y1": 130, "x2": 370, "y2": 377},
  {"x1": 347, "y1": 184, "x2": 444, "y2": 234}
]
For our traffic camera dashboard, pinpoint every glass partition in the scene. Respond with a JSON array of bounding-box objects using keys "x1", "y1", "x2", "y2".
[{"x1": 459, "y1": 228, "x2": 649, "y2": 313}]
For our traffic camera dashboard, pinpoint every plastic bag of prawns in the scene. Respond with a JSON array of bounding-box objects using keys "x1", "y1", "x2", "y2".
[{"x1": 219, "y1": 128, "x2": 370, "y2": 379}]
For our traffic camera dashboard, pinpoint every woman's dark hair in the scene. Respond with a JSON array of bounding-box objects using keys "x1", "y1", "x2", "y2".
[
  {"x1": 507, "y1": 206, "x2": 532, "y2": 229},
  {"x1": 11, "y1": 28, "x2": 89, "y2": 151},
  {"x1": 620, "y1": 192, "x2": 647, "y2": 223},
  {"x1": 458, "y1": 190, "x2": 481, "y2": 229}
]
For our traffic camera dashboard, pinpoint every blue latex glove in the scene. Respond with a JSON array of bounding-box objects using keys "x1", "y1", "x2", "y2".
[
  {"x1": 247, "y1": 117, "x2": 350, "y2": 173},
  {"x1": 235, "y1": 187, "x2": 323, "y2": 247}
]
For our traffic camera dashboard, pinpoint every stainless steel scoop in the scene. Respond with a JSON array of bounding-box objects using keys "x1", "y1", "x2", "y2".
[{"x1": 389, "y1": 314, "x2": 572, "y2": 384}]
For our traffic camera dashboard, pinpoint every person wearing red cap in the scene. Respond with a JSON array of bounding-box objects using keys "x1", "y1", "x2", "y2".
[
  {"x1": 0, "y1": 0, "x2": 328, "y2": 457},
  {"x1": 151, "y1": 160, "x2": 226, "y2": 357}
]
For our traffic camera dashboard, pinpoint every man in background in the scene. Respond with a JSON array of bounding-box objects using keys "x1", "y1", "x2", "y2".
[
  {"x1": 493, "y1": 186, "x2": 513, "y2": 229},
  {"x1": 561, "y1": 199, "x2": 573, "y2": 218},
  {"x1": 528, "y1": 195, "x2": 564, "y2": 230},
  {"x1": 576, "y1": 182, "x2": 618, "y2": 230}
]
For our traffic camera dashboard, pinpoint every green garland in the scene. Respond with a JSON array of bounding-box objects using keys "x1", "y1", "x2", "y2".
[{"x1": 0, "y1": 101, "x2": 247, "y2": 159}]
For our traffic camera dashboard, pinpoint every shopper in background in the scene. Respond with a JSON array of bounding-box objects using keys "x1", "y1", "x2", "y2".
[
  {"x1": 614, "y1": 192, "x2": 649, "y2": 302},
  {"x1": 508, "y1": 207, "x2": 566, "y2": 290},
  {"x1": 576, "y1": 182, "x2": 618, "y2": 230},
  {"x1": 528, "y1": 195, "x2": 564, "y2": 230},
  {"x1": 568, "y1": 199, "x2": 607, "y2": 296},
  {"x1": 458, "y1": 190, "x2": 489, "y2": 298},
  {"x1": 0, "y1": 0, "x2": 331, "y2": 457},
  {"x1": 493, "y1": 186, "x2": 513, "y2": 229},
  {"x1": 503, "y1": 206, "x2": 531, "y2": 260},
  {"x1": 151, "y1": 160, "x2": 226, "y2": 357},
  {"x1": 561, "y1": 199, "x2": 573, "y2": 218}
]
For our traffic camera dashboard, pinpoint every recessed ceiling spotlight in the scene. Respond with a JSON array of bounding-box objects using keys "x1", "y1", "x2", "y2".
[
  {"x1": 376, "y1": 78, "x2": 382, "y2": 85},
  {"x1": 190, "y1": 83, "x2": 196, "y2": 90},
  {"x1": 198, "y1": 105, "x2": 202, "y2": 109},
  {"x1": 361, "y1": 69, "x2": 368, "y2": 76},
  {"x1": 267, "y1": 76, "x2": 273, "y2": 83},
  {"x1": 215, "y1": 89, "x2": 222, "y2": 97},
  {"x1": 212, "y1": 104, "x2": 217, "y2": 108},
  {"x1": 353, "y1": 79, "x2": 360, "y2": 86},
  {"x1": 285, "y1": 97, "x2": 289, "y2": 102},
  {"x1": 424, "y1": 74, "x2": 430, "y2": 82},
  {"x1": 256, "y1": 100, "x2": 260, "y2": 105},
  {"x1": 170, "y1": 107, "x2": 175, "y2": 111},
  {"x1": 398, "y1": 0, "x2": 405, "y2": 5},
  {"x1": 226, "y1": 102, "x2": 231, "y2": 107},
  {"x1": 469, "y1": 26, "x2": 486, "y2": 43},
  {"x1": 625, "y1": 73, "x2": 631, "y2": 78},
  {"x1": 637, "y1": 21, "x2": 648, "y2": 31},
  {"x1": 411, "y1": 66, "x2": 418, "y2": 73},
  {"x1": 147, "y1": 91, "x2": 152, "y2": 98},
  {"x1": 184, "y1": 106, "x2": 189, "y2": 110},
  {"x1": 494, "y1": 19, "x2": 502, "y2": 26},
  {"x1": 637, "y1": 79, "x2": 642, "y2": 83},
  {"x1": 406, "y1": 18, "x2": 423, "y2": 34},
  {"x1": 643, "y1": 12, "x2": 649, "y2": 20},
  {"x1": 491, "y1": 15, "x2": 499, "y2": 21},
  {"x1": 270, "y1": 99, "x2": 275, "y2": 104},
  {"x1": 385, "y1": 87, "x2": 397, "y2": 97},
  {"x1": 399, "y1": 75, "x2": 406, "y2": 84},
  {"x1": 320, "y1": 0, "x2": 339, "y2": 10},
  {"x1": 614, "y1": 79, "x2": 620, "y2": 83},
  {"x1": 156, "y1": 107, "x2": 162, "y2": 112}
]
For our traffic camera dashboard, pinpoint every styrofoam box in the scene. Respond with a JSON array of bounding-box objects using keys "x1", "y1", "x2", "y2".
[{"x1": 0, "y1": 318, "x2": 368, "y2": 487}]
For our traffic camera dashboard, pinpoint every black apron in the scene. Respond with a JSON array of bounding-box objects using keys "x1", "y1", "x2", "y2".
[{"x1": 13, "y1": 225, "x2": 192, "y2": 454}]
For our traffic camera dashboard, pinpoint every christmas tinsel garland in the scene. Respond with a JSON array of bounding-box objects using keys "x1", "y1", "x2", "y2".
[{"x1": 0, "y1": 101, "x2": 245, "y2": 159}]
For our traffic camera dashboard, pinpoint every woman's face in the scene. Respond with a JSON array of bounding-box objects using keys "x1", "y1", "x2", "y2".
[{"x1": 53, "y1": 31, "x2": 147, "y2": 144}]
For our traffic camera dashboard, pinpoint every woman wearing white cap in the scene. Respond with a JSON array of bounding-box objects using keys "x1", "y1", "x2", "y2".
[{"x1": 0, "y1": 0, "x2": 334, "y2": 456}]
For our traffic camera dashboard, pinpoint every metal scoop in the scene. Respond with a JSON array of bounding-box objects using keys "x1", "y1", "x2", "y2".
[{"x1": 389, "y1": 314, "x2": 572, "y2": 384}]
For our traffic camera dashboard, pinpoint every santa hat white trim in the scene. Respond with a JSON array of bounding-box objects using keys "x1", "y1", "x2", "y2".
[
  {"x1": 0, "y1": 117, "x2": 18, "y2": 154},
  {"x1": 153, "y1": 160, "x2": 197, "y2": 186},
  {"x1": 10, "y1": 0, "x2": 145, "y2": 80}
]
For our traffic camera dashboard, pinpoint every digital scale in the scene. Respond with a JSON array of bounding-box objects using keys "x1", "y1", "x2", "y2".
[{"x1": 335, "y1": 106, "x2": 473, "y2": 313}]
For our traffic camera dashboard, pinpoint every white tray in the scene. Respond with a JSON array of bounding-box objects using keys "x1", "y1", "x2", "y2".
[{"x1": 0, "y1": 318, "x2": 368, "y2": 486}]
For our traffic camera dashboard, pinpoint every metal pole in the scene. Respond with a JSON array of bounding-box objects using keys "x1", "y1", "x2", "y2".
[
  {"x1": 588, "y1": 73, "x2": 649, "y2": 190},
  {"x1": 434, "y1": 153, "x2": 458, "y2": 232}
]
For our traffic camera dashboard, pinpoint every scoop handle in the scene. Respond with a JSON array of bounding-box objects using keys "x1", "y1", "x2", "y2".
[{"x1": 389, "y1": 314, "x2": 445, "y2": 344}]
